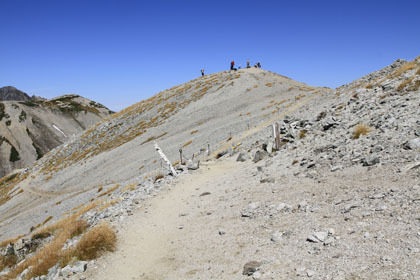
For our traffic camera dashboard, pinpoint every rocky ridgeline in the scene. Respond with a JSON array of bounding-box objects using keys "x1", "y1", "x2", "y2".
[{"x1": 246, "y1": 57, "x2": 420, "y2": 178}]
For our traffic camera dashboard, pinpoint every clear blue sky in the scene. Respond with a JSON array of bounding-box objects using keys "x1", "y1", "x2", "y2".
[{"x1": 1, "y1": 0, "x2": 419, "y2": 111}]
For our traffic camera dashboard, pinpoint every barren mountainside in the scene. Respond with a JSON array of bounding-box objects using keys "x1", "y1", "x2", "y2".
[
  {"x1": 0, "y1": 56, "x2": 420, "y2": 279},
  {"x1": 0, "y1": 93, "x2": 113, "y2": 177}
]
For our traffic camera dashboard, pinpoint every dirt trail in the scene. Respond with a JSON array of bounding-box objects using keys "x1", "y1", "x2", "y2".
[{"x1": 87, "y1": 159, "x2": 240, "y2": 280}]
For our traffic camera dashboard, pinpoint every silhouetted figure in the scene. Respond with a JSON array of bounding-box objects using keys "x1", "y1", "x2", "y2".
[
  {"x1": 230, "y1": 61, "x2": 235, "y2": 70},
  {"x1": 201, "y1": 69, "x2": 205, "y2": 76},
  {"x1": 257, "y1": 61, "x2": 261, "y2": 68},
  {"x1": 247, "y1": 59, "x2": 250, "y2": 68}
]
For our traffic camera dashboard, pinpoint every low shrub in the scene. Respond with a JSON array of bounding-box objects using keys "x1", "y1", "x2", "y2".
[{"x1": 353, "y1": 124, "x2": 372, "y2": 139}]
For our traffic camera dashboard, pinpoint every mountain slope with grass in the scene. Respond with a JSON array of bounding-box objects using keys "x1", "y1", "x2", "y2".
[
  {"x1": 1, "y1": 56, "x2": 420, "y2": 279},
  {"x1": 0, "y1": 92, "x2": 113, "y2": 177}
]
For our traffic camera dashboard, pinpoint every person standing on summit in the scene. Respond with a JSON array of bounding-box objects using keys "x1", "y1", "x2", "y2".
[
  {"x1": 230, "y1": 60, "x2": 235, "y2": 71},
  {"x1": 201, "y1": 68, "x2": 205, "y2": 76}
]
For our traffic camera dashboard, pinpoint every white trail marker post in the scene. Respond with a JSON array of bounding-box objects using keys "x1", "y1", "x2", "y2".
[{"x1": 154, "y1": 142, "x2": 177, "y2": 176}]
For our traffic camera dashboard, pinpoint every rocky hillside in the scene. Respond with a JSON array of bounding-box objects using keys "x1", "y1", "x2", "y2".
[
  {"x1": 0, "y1": 56, "x2": 419, "y2": 279},
  {"x1": 0, "y1": 92, "x2": 113, "y2": 177},
  {"x1": 0, "y1": 86, "x2": 32, "y2": 102}
]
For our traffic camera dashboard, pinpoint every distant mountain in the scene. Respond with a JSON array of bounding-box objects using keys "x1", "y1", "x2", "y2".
[
  {"x1": 0, "y1": 91, "x2": 113, "y2": 177},
  {"x1": 0, "y1": 86, "x2": 32, "y2": 101}
]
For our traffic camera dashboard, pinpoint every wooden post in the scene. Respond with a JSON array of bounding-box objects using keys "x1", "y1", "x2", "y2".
[
  {"x1": 154, "y1": 142, "x2": 177, "y2": 176},
  {"x1": 273, "y1": 122, "x2": 280, "y2": 150},
  {"x1": 207, "y1": 144, "x2": 210, "y2": 156},
  {"x1": 179, "y1": 149, "x2": 183, "y2": 165}
]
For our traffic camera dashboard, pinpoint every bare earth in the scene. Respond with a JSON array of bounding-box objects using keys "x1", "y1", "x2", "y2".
[{"x1": 82, "y1": 154, "x2": 420, "y2": 280}]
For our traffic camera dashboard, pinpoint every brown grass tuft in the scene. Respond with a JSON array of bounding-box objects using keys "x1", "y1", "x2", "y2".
[
  {"x1": 42, "y1": 216, "x2": 53, "y2": 225},
  {"x1": 97, "y1": 184, "x2": 120, "y2": 198},
  {"x1": 97, "y1": 186, "x2": 103, "y2": 193},
  {"x1": 353, "y1": 124, "x2": 372, "y2": 139},
  {"x1": 298, "y1": 130, "x2": 308, "y2": 139},
  {"x1": 416, "y1": 68, "x2": 420, "y2": 75},
  {"x1": 365, "y1": 83, "x2": 373, "y2": 89},
  {"x1": 181, "y1": 140, "x2": 192, "y2": 148},
  {"x1": 154, "y1": 173, "x2": 164, "y2": 182},
  {"x1": 8, "y1": 219, "x2": 88, "y2": 279},
  {"x1": 393, "y1": 61, "x2": 416, "y2": 77},
  {"x1": 397, "y1": 77, "x2": 414, "y2": 91},
  {"x1": 190, "y1": 130, "x2": 198, "y2": 134},
  {"x1": 73, "y1": 223, "x2": 116, "y2": 260}
]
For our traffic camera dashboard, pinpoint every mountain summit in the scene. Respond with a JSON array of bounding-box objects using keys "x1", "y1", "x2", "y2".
[{"x1": 0, "y1": 86, "x2": 32, "y2": 101}]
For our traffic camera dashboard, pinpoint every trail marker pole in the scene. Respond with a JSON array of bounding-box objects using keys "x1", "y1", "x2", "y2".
[
  {"x1": 273, "y1": 122, "x2": 280, "y2": 150},
  {"x1": 154, "y1": 142, "x2": 177, "y2": 176}
]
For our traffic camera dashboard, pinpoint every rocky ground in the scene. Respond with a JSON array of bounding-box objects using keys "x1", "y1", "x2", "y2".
[{"x1": 1, "y1": 56, "x2": 420, "y2": 279}]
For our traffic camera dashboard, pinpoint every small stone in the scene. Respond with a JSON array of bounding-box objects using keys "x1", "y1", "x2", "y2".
[
  {"x1": 252, "y1": 271, "x2": 262, "y2": 279},
  {"x1": 242, "y1": 261, "x2": 261, "y2": 276},
  {"x1": 253, "y1": 150, "x2": 268, "y2": 163},
  {"x1": 271, "y1": 231, "x2": 283, "y2": 242},
  {"x1": 260, "y1": 177, "x2": 275, "y2": 183},
  {"x1": 306, "y1": 269, "x2": 315, "y2": 277},
  {"x1": 362, "y1": 156, "x2": 379, "y2": 166},
  {"x1": 199, "y1": 192, "x2": 211, "y2": 197},
  {"x1": 236, "y1": 152, "x2": 248, "y2": 162}
]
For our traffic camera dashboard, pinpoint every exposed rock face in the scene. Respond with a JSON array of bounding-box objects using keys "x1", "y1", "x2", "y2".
[
  {"x1": 0, "y1": 92, "x2": 112, "y2": 177},
  {"x1": 0, "y1": 86, "x2": 31, "y2": 101}
]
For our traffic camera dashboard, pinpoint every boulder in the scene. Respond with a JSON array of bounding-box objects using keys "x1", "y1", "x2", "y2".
[
  {"x1": 403, "y1": 138, "x2": 420, "y2": 150},
  {"x1": 253, "y1": 150, "x2": 268, "y2": 163}
]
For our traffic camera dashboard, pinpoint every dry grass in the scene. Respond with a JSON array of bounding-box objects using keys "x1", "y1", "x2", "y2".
[
  {"x1": 181, "y1": 140, "x2": 192, "y2": 148},
  {"x1": 397, "y1": 77, "x2": 414, "y2": 91},
  {"x1": 72, "y1": 223, "x2": 116, "y2": 260},
  {"x1": 391, "y1": 61, "x2": 416, "y2": 78},
  {"x1": 365, "y1": 83, "x2": 373, "y2": 89},
  {"x1": 298, "y1": 130, "x2": 308, "y2": 139},
  {"x1": 97, "y1": 184, "x2": 120, "y2": 198},
  {"x1": 265, "y1": 82, "x2": 273, "y2": 87},
  {"x1": 154, "y1": 173, "x2": 164, "y2": 182},
  {"x1": 97, "y1": 198, "x2": 122, "y2": 211},
  {"x1": 416, "y1": 68, "x2": 420, "y2": 75},
  {"x1": 55, "y1": 201, "x2": 62, "y2": 205},
  {"x1": 42, "y1": 216, "x2": 53, "y2": 225},
  {"x1": 226, "y1": 136, "x2": 232, "y2": 142},
  {"x1": 0, "y1": 255, "x2": 18, "y2": 272},
  {"x1": 141, "y1": 132, "x2": 167, "y2": 145},
  {"x1": 7, "y1": 219, "x2": 88, "y2": 279},
  {"x1": 353, "y1": 124, "x2": 372, "y2": 139},
  {"x1": 121, "y1": 183, "x2": 136, "y2": 193},
  {"x1": 0, "y1": 235, "x2": 24, "y2": 248},
  {"x1": 97, "y1": 186, "x2": 103, "y2": 193},
  {"x1": 190, "y1": 130, "x2": 198, "y2": 134},
  {"x1": 139, "y1": 165, "x2": 144, "y2": 170}
]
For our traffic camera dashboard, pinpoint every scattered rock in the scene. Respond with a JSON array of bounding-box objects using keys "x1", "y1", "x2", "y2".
[
  {"x1": 242, "y1": 261, "x2": 261, "y2": 276},
  {"x1": 253, "y1": 150, "x2": 268, "y2": 163},
  {"x1": 362, "y1": 156, "x2": 379, "y2": 166},
  {"x1": 199, "y1": 191, "x2": 211, "y2": 197},
  {"x1": 403, "y1": 138, "x2": 420, "y2": 150},
  {"x1": 236, "y1": 152, "x2": 249, "y2": 162}
]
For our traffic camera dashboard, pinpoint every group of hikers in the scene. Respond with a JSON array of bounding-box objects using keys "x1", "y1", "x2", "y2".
[
  {"x1": 231, "y1": 59, "x2": 261, "y2": 71},
  {"x1": 200, "y1": 59, "x2": 261, "y2": 76}
]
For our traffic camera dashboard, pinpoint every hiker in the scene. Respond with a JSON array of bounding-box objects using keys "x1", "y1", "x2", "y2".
[
  {"x1": 238, "y1": 65, "x2": 242, "y2": 69},
  {"x1": 257, "y1": 61, "x2": 261, "y2": 68},
  {"x1": 230, "y1": 60, "x2": 235, "y2": 70},
  {"x1": 247, "y1": 59, "x2": 250, "y2": 68},
  {"x1": 201, "y1": 69, "x2": 205, "y2": 76}
]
